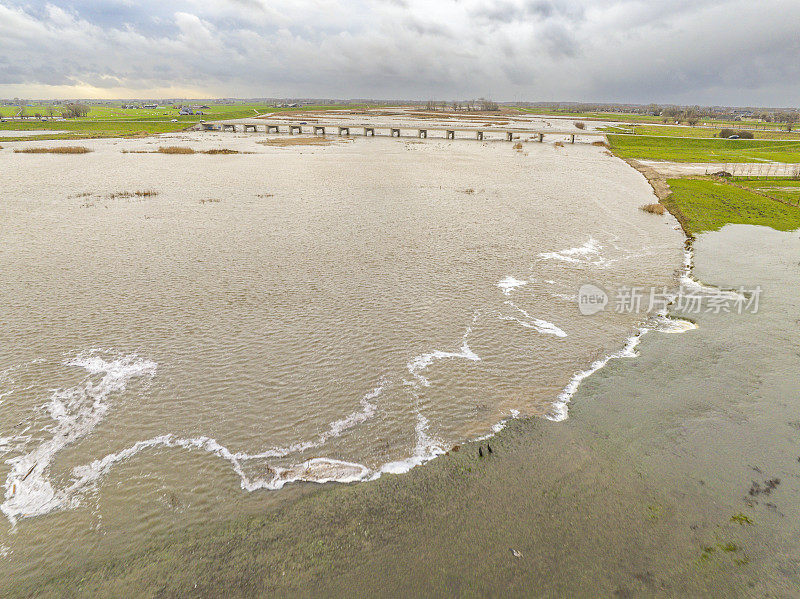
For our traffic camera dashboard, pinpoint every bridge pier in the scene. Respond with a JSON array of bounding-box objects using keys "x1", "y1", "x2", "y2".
[
  {"x1": 538, "y1": 133, "x2": 544, "y2": 143},
  {"x1": 338, "y1": 127, "x2": 350, "y2": 136},
  {"x1": 267, "y1": 125, "x2": 279, "y2": 133},
  {"x1": 243, "y1": 124, "x2": 257, "y2": 132},
  {"x1": 391, "y1": 128, "x2": 401, "y2": 137},
  {"x1": 314, "y1": 126, "x2": 325, "y2": 135},
  {"x1": 289, "y1": 125, "x2": 302, "y2": 135},
  {"x1": 418, "y1": 129, "x2": 427, "y2": 139},
  {"x1": 364, "y1": 127, "x2": 374, "y2": 136},
  {"x1": 222, "y1": 124, "x2": 236, "y2": 132},
  {"x1": 476, "y1": 131, "x2": 484, "y2": 141},
  {"x1": 446, "y1": 130, "x2": 455, "y2": 140},
  {"x1": 506, "y1": 131, "x2": 514, "y2": 141},
  {"x1": 570, "y1": 134, "x2": 576, "y2": 144}
]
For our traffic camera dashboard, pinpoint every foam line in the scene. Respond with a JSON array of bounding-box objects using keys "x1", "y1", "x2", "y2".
[
  {"x1": 497, "y1": 276, "x2": 527, "y2": 295},
  {"x1": 500, "y1": 300, "x2": 567, "y2": 337},
  {"x1": 1, "y1": 357, "x2": 386, "y2": 523},
  {"x1": 407, "y1": 319, "x2": 481, "y2": 387},
  {"x1": 2, "y1": 352, "x2": 157, "y2": 524}
]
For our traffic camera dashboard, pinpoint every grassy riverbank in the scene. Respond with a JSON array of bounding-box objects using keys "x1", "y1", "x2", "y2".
[
  {"x1": 664, "y1": 178, "x2": 800, "y2": 234},
  {"x1": 0, "y1": 104, "x2": 370, "y2": 141},
  {"x1": 603, "y1": 125, "x2": 800, "y2": 140},
  {"x1": 608, "y1": 135, "x2": 800, "y2": 163}
]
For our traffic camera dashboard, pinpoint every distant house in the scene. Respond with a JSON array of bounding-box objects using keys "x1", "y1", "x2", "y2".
[{"x1": 179, "y1": 108, "x2": 194, "y2": 116}]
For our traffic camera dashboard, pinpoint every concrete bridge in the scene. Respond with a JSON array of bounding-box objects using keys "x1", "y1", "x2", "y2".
[{"x1": 202, "y1": 121, "x2": 606, "y2": 144}]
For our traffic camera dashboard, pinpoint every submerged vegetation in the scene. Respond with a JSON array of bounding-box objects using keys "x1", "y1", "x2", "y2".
[
  {"x1": 640, "y1": 203, "x2": 665, "y2": 215},
  {"x1": 14, "y1": 146, "x2": 92, "y2": 154},
  {"x1": 107, "y1": 190, "x2": 158, "y2": 199},
  {"x1": 158, "y1": 146, "x2": 196, "y2": 154},
  {"x1": 257, "y1": 137, "x2": 333, "y2": 147}
]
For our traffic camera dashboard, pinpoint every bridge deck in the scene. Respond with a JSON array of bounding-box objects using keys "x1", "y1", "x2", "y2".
[{"x1": 203, "y1": 121, "x2": 606, "y2": 140}]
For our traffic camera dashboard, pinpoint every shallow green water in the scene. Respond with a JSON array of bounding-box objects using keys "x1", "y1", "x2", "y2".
[{"x1": 7, "y1": 224, "x2": 798, "y2": 597}]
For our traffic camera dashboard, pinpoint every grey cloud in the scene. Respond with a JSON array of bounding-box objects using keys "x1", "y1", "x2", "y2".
[{"x1": 0, "y1": 0, "x2": 798, "y2": 106}]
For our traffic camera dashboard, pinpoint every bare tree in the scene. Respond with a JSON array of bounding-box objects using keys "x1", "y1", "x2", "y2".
[{"x1": 63, "y1": 103, "x2": 90, "y2": 118}]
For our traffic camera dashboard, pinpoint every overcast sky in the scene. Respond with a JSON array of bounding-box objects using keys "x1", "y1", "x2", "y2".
[{"x1": 1, "y1": 0, "x2": 798, "y2": 106}]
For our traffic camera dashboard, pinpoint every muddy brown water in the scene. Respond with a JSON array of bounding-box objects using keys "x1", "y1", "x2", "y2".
[{"x1": 0, "y1": 132, "x2": 686, "y2": 587}]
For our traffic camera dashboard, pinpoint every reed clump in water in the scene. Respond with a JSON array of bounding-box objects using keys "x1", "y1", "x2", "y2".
[
  {"x1": 158, "y1": 146, "x2": 195, "y2": 154},
  {"x1": 107, "y1": 190, "x2": 159, "y2": 199},
  {"x1": 257, "y1": 137, "x2": 333, "y2": 147},
  {"x1": 15, "y1": 146, "x2": 92, "y2": 154},
  {"x1": 640, "y1": 203, "x2": 665, "y2": 215}
]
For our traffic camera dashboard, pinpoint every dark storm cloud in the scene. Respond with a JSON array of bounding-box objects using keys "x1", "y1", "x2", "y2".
[{"x1": 0, "y1": 0, "x2": 798, "y2": 106}]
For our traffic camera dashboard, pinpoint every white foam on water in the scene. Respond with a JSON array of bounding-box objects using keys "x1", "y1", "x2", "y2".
[
  {"x1": 547, "y1": 246, "x2": 706, "y2": 422},
  {"x1": 497, "y1": 276, "x2": 527, "y2": 295},
  {"x1": 476, "y1": 409, "x2": 521, "y2": 441},
  {"x1": 499, "y1": 301, "x2": 567, "y2": 337},
  {"x1": 678, "y1": 246, "x2": 743, "y2": 301},
  {"x1": 1, "y1": 352, "x2": 157, "y2": 525},
  {"x1": 1, "y1": 368, "x2": 388, "y2": 523},
  {"x1": 242, "y1": 381, "x2": 385, "y2": 460},
  {"x1": 679, "y1": 275, "x2": 745, "y2": 301},
  {"x1": 652, "y1": 314, "x2": 698, "y2": 333},
  {"x1": 0, "y1": 544, "x2": 10, "y2": 558},
  {"x1": 548, "y1": 332, "x2": 643, "y2": 422},
  {"x1": 407, "y1": 319, "x2": 481, "y2": 388},
  {"x1": 375, "y1": 413, "x2": 446, "y2": 476},
  {"x1": 538, "y1": 237, "x2": 612, "y2": 267},
  {"x1": 0, "y1": 360, "x2": 386, "y2": 524}
]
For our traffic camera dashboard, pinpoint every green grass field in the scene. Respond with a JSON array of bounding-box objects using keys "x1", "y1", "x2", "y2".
[
  {"x1": 515, "y1": 108, "x2": 790, "y2": 130},
  {"x1": 601, "y1": 125, "x2": 800, "y2": 140},
  {"x1": 0, "y1": 103, "x2": 371, "y2": 140},
  {"x1": 731, "y1": 178, "x2": 800, "y2": 206},
  {"x1": 608, "y1": 135, "x2": 800, "y2": 163},
  {"x1": 665, "y1": 178, "x2": 800, "y2": 234}
]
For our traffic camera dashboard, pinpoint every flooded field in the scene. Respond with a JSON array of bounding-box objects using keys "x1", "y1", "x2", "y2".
[{"x1": 0, "y1": 130, "x2": 685, "y2": 584}]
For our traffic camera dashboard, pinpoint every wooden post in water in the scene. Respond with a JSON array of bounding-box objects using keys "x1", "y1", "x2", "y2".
[
  {"x1": 476, "y1": 131, "x2": 484, "y2": 141},
  {"x1": 506, "y1": 131, "x2": 514, "y2": 141},
  {"x1": 418, "y1": 129, "x2": 427, "y2": 138},
  {"x1": 446, "y1": 130, "x2": 455, "y2": 140},
  {"x1": 571, "y1": 134, "x2": 576, "y2": 144},
  {"x1": 538, "y1": 133, "x2": 544, "y2": 143}
]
